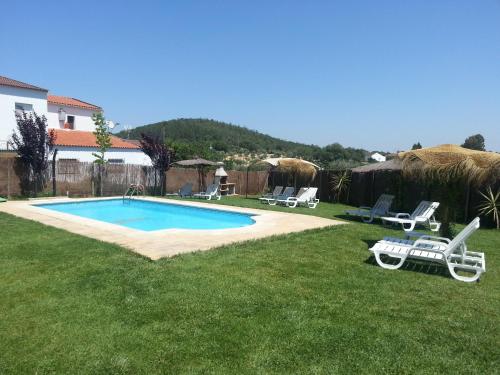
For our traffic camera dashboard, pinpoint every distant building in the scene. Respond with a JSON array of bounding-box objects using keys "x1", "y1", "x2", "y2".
[
  {"x1": 0, "y1": 75, "x2": 150, "y2": 165},
  {"x1": 370, "y1": 152, "x2": 386, "y2": 162}
]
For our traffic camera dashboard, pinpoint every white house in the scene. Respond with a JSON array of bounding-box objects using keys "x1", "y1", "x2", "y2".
[
  {"x1": 370, "y1": 152, "x2": 387, "y2": 162},
  {"x1": 0, "y1": 75, "x2": 150, "y2": 165},
  {"x1": 0, "y1": 76, "x2": 48, "y2": 147}
]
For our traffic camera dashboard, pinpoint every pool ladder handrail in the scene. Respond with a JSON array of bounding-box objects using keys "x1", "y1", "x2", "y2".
[{"x1": 123, "y1": 184, "x2": 145, "y2": 202}]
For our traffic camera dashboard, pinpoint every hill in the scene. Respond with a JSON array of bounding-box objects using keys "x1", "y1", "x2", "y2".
[{"x1": 116, "y1": 118, "x2": 368, "y2": 167}]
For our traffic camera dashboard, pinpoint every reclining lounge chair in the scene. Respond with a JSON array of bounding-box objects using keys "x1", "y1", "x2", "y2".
[
  {"x1": 267, "y1": 186, "x2": 295, "y2": 206},
  {"x1": 345, "y1": 194, "x2": 395, "y2": 223},
  {"x1": 193, "y1": 183, "x2": 221, "y2": 200},
  {"x1": 369, "y1": 217, "x2": 486, "y2": 282},
  {"x1": 259, "y1": 186, "x2": 283, "y2": 204},
  {"x1": 278, "y1": 187, "x2": 319, "y2": 208},
  {"x1": 382, "y1": 201, "x2": 441, "y2": 232}
]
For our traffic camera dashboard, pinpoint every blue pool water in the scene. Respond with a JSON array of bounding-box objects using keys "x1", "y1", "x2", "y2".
[{"x1": 37, "y1": 199, "x2": 256, "y2": 231}]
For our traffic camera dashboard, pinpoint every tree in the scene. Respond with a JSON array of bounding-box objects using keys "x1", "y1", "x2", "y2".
[
  {"x1": 477, "y1": 186, "x2": 500, "y2": 229},
  {"x1": 140, "y1": 133, "x2": 175, "y2": 195},
  {"x1": 462, "y1": 134, "x2": 485, "y2": 151},
  {"x1": 411, "y1": 142, "x2": 422, "y2": 150},
  {"x1": 11, "y1": 111, "x2": 55, "y2": 196},
  {"x1": 92, "y1": 112, "x2": 111, "y2": 196},
  {"x1": 330, "y1": 170, "x2": 351, "y2": 202}
]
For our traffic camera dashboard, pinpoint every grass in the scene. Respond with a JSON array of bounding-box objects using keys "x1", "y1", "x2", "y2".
[{"x1": 0, "y1": 197, "x2": 499, "y2": 374}]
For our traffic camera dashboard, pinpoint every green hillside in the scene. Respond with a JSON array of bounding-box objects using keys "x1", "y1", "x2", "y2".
[{"x1": 116, "y1": 118, "x2": 368, "y2": 167}]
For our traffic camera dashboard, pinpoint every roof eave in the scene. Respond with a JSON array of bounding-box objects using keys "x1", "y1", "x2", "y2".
[
  {"x1": 0, "y1": 82, "x2": 48, "y2": 92},
  {"x1": 48, "y1": 101, "x2": 102, "y2": 111}
]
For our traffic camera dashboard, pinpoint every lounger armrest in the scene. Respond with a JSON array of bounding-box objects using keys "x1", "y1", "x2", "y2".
[
  {"x1": 286, "y1": 197, "x2": 298, "y2": 202},
  {"x1": 414, "y1": 215, "x2": 430, "y2": 222},
  {"x1": 395, "y1": 213, "x2": 411, "y2": 219},
  {"x1": 419, "y1": 235, "x2": 451, "y2": 244},
  {"x1": 412, "y1": 239, "x2": 447, "y2": 250}
]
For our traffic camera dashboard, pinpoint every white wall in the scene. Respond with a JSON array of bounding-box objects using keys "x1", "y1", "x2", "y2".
[
  {"x1": 0, "y1": 86, "x2": 48, "y2": 146},
  {"x1": 56, "y1": 146, "x2": 151, "y2": 165},
  {"x1": 46, "y1": 104, "x2": 98, "y2": 131}
]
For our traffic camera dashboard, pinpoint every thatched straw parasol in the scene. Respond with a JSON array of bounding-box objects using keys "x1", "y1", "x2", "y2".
[
  {"x1": 398, "y1": 144, "x2": 500, "y2": 186},
  {"x1": 398, "y1": 144, "x2": 500, "y2": 236},
  {"x1": 261, "y1": 157, "x2": 320, "y2": 180}
]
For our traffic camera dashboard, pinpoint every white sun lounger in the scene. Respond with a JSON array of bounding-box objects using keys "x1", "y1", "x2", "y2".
[
  {"x1": 345, "y1": 194, "x2": 395, "y2": 223},
  {"x1": 259, "y1": 186, "x2": 283, "y2": 203},
  {"x1": 193, "y1": 183, "x2": 221, "y2": 200},
  {"x1": 369, "y1": 217, "x2": 485, "y2": 282},
  {"x1": 273, "y1": 187, "x2": 307, "y2": 206},
  {"x1": 277, "y1": 187, "x2": 320, "y2": 208},
  {"x1": 267, "y1": 186, "x2": 295, "y2": 205},
  {"x1": 381, "y1": 201, "x2": 441, "y2": 232}
]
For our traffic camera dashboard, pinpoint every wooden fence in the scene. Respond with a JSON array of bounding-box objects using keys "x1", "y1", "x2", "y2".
[
  {"x1": 269, "y1": 169, "x2": 500, "y2": 227},
  {"x1": 0, "y1": 155, "x2": 269, "y2": 197}
]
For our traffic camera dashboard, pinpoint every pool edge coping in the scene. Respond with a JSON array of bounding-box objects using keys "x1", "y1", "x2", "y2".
[{"x1": 0, "y1": 196, "x2": 346, "y2": 259}]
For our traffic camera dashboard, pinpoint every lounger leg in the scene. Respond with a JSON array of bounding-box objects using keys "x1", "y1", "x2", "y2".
[
  {"x1": 447, "y1": 263, "x2": 482, "y2": 283},
  {"x1": 373, "y1": 251, "x2": 407, "y2": 270},
  {"x1": 362, "y1": 215, "x2": 374, "y2": 223},
  {"x1": 429, "y1": 219, "x2": 440, "y2": 232},
  {"x1": 402, "y1": 222, "x2": 416, "y2": 232}
]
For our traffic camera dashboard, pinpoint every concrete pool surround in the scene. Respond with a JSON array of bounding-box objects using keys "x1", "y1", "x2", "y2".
[{"x1": 0, "y1": 197, "x2": 344, "y2": 259}]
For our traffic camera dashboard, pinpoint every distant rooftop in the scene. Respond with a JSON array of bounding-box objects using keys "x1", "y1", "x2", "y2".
[
  {"x1": 52, "y1": 129, "x2": 138, "y2": 149},
  {"x1": 48, "y1": 95, "x2": 101, "y2": 111},
  {"x1": 0, "y1": 75, "x2": 48, "y2": 92}
]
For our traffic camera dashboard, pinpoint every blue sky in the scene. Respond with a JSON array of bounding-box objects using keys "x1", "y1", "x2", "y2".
[{"x1": 1, "y1": 1, "x2": 499, "y2": 151}]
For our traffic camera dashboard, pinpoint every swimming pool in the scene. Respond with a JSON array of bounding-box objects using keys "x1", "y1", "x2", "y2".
[{"x1": 37, "y1": 199, "x2": 256, "y2": 231}]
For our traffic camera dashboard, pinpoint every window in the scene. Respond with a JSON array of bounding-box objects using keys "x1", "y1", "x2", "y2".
[
  {"x1": 64, "y1": 115, "x2": 75, "y2": 130},
  {"x1": 108, "y1": 158, "x2": 125, "y2": 164},
  {"x1": 15, "y1": 102, "x2": 33, "y2": 114}
]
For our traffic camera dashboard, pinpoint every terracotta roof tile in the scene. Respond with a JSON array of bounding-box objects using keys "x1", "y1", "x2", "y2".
[
  {"x1": 48, "y1": 95, "x2": 101, "y2": 111},
  {"x1": 0, "y1": 75, "x2": 48, "y2": 92},
  {"x1": 52, "y1": 129, "x2": 139, "y2": 149}
]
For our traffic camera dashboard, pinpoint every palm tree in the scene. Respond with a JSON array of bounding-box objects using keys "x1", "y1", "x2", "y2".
[
  {"x1": 330, "y1": 170, "x2": 351, "y2": 202},
  {"x1": 477, "y1": 186, "x2": 500, "y2": 229}
]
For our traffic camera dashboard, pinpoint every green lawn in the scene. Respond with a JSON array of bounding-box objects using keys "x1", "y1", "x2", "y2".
[{"x1": 0, "y1": 197, "x2": 499, "y2": 374}]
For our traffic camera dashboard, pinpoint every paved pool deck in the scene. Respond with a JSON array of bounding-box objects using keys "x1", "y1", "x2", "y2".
[{"x1": 0, "y1": 197, "x2": 345, "y2": 260}]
